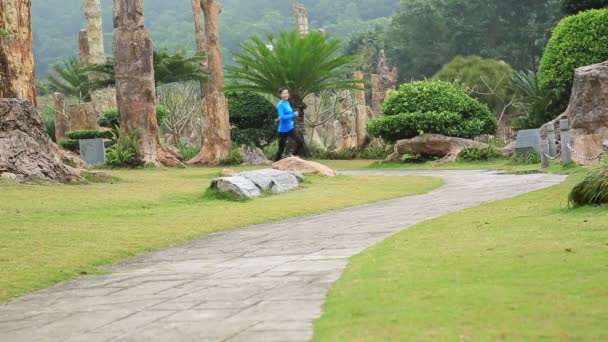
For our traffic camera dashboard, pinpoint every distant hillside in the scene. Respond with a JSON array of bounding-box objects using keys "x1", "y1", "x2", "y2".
[{"x1": 32, "y1": 0, "x2": 399, "y2": 78}]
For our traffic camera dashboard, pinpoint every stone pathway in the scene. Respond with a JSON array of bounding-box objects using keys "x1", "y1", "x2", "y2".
[{"x1": 0, "y1": 170, "x2": 566, "y2": 342}]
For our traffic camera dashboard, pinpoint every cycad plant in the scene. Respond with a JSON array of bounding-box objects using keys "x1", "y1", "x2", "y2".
[
  {"x1": 510, "y1": 69, "x2": 564, "y2": 129},
  {"x1": 226, "y1": 31, "x2": 359, "y2": 109},
  {"x1": 47, "y1": 57, "x2": 92, "y2": 102}
]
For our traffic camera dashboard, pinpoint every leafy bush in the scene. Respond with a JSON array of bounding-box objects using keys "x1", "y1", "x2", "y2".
[
  {"x1": 538, "y1": 10, "x2": 608, "y2": 103},
  {"x1": 226, "y1": 91, "x2": 277, "y2": 148},
  {"x1": 59, "y1": 139, "x2": 79, "y2": 152},
  {"x1": 178, "y1": 143, "x2": 201, "y2": 161},
  {"x1": 458, "y1": 146, "x2": 503, "y2": 161},
  {"x1": 41, "y1": 107, "x2": 56, "y2": 142},
  {"x1": 219, "y1": 147, "x2": 245, "y2": 166},
  {"x1": 400, "y1": 153, "x2": 438, "y2": 164},
  {"x1": 434, "y1": 56, "x2": 515, "y2": 115},
  {"x1": 370, "y1": 81, "x2": 496, "y2": 142},
  {"x1": 98, "y1": 106, "x2": 169, "y2": 129},
  {"x1": 66, "y1": 130, "x2": 113, "y2": 140},
  {"x1": 359, "y1": 145, "x2": 391, "y2": 160},
  {"x1": 510, "y1": 151, "x2": 541, "y2": 165},
  {"x1": 308, "y1": 144, "x2": 329, "y2": 159},
  {"x1": 568, "y1": 163, "x2": 608, "y2": 207},
  {"x1": 560, "y1": 0, "x2": 607, "y2": 14},
  {"x1": 263, "y1": 140, "x2": 279, "y2": 161},
  {"x1": 510, "y1": 70, "x2": 565, "y2": 129},
  {"x1": 105, "y1": 132, "x2": 142, "y2": 167}
]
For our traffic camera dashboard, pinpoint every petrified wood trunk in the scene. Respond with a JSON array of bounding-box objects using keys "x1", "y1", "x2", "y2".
[
  {"x1": 67, "y1": 102, "x2": 98, "y2": 131},
  {"x1": 0, "y1": 0, "x2": 37, "y2": 105},
  {"x1": 84, "y1": 0, "x2": 105, "y2": 65},
  {"x1": 0, "y1": 99, "x2": 82, "y2": 182},
  {"x1": 387, "y1": 134, "x2": 488, "y2": 162},
  {"x1": 54, "y1": 92, "x2": 68, "y2": 142},
  {"x1": 188, "y1": 0, "x2": 232, "y2": 165},
  {"x1": 78, "y1": 29, "x2": 90, "y2": 65},
  {"x1": 353, "y1": 71, "x2": 368, "y2": 147},
  {"x1": 112, "y1": 0, "x2": 180, "y2": 166}
]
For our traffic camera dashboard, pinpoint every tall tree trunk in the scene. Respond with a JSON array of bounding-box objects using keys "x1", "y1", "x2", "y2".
[
  {"x1": 188, "y1": 0, "x2": 231, "y2": 165},
  {"x1": 0, "y1": 0, "x2": 37, "y2": 105},
  {"x1": 84, "y1": 0, "x2": 105, "y2": 65},
  {"x1": 112, "y1": 0, "x2": 180, "y2": 166},
  {"x1": 353, "y1": 71, "x2": 368, "y2": 147}
]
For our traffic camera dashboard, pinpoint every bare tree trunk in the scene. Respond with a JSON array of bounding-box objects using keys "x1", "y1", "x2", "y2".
[
  {"x1": 78, "y1": 29, "x2": 90, "y2": 65},
  {"x1": 112, "y1": 0, "x2": 181, "y2": 166},
  {"x1": 0, "y1": 0, "x2": 37, "y2": 105},
  {"x1": 188, "y1": 0, "x2": 231, "y2": 165},
  {"x1": 353, "y1": 71, "x2": 368, "y2": 147}
]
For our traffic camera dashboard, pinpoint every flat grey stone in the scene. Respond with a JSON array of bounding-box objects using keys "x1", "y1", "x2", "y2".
[
  {"x1": 79, "y1": 138, "x2": 106, "y2": 166},
  {"x1": 0, "y1": 170, "x2": 566, "y2": 342},
  {"x1": 237, "y1": 169, "x2": 300, "y2": 194},
  {"x1": 210, "y1": 176, "x2": 261, "y2": 198},
  {"x1": 514, "y1": 128, "x2": 541, "y2": 153}
]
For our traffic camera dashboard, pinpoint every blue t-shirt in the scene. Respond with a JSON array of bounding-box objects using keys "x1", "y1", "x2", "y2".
[{"x1": 276, "y1": 100, "x2": 297, "y2": 133}]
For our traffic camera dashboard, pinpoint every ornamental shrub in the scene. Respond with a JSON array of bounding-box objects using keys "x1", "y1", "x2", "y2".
[
  {"x1": 568, "y1": 162, "x2": 608, "y2": 207},
  {"x1": 538, "y1": 10, "x2": 608, "y2": 99},
  {"x1": 226, "y1": 91, "x2": 277, "y2": 148},
  {"x1": 434, "y1": 56, "x2": 515, "y2": 115},
  {"x1": 66, "y1": 130, "x2": 113, "y2": 140},
  {"x1": 105, "y1": 132, "x2": 142, "y2": 168},
  {"x1": 369, "y1": 81, "x2": 496, "y2": 142},
  {"x1": 59, "y1": 139, "x2": 79, "y2": 152},
  {"x1": 458, "y1": 146, "x2": 503, "y2": 162}
]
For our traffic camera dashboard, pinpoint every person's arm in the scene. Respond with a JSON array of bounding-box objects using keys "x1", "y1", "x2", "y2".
[{"x1": 278, "y1": 102, "x2": 297, "y2": 120}]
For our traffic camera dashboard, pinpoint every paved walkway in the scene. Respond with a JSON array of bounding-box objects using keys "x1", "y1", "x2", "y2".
[{"x1": 0, "y1": 170, "x2": 566, "y2": 342}]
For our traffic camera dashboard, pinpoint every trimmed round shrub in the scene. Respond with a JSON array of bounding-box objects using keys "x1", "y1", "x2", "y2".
[
  {"x1": 370, "y1": 81, "x2": 496, "y2": 142},
  {"x1": 226, "y1": 91, "x2": 277, "y2": 148},
  {"x1": 59, "y1": 139, "x2": 79, "y2": 152},
  {"x1": 66, "y1": 130, "x2": 113, "y2": 140},
  {"x1": 568, "y1": 164, "x2": 608, "y2": 207},
  {"x1": 434, "y1": 56, "x2": 515, "y2": 115},
  {"x1": 538, "y1": 9, "x2": 608, "y2": 95}
]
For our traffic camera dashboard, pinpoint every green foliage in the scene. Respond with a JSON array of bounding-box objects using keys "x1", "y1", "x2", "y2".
[
  {"x1": 226, "y1": 91, "x2": 277, "y2": 148},
  {"x1": 59, "y1": 139, "x2": 79, "y2": 152},
  {"x1": 568, "y1": 163, "x2": 608, "y2": 207},
  {"x1": 98, "y1": 107, "x2": 169, "y2": 129},
  {"x1": 178, "y1": 143, "x2": 201, "y2": 162},
  {"x1": 458, "y1": 146, "x2": 503, "y2": 162},
  {"x1": 387, "y1": 0, "x2": 563, "y2": 80},
  {"x1": 263, "y1": 141, "x2": 279, "y2": 161},
  {"x1": 434, "y1": 56, "x2": 515, "y2": 115},
  {"x1": 369, "y1": 81, "x2": 497, "y2": 142},
  {"x1": 226, "y1": 31, "x2": 359, "y2": 106},
  {"x1": 510, "y1": 70, "x2": 565, "y2": 129},
  {"x1": 98, "y1": 108, "x2": 120, "y2": 129},
  {"x1": 66, "y1": 130, "x2": 113, "y2": 140},
  {"x1": 510, "y1": 151, "x2": 541, "y2": 165},
  {"x1": 560, "y1": 0, "x2": 608, "y2": 14},
  {"x1": 400, "y1": 153, "x2": 434, "y2": 164},
  {"x1": 358, "y1": 145, "x2": 391, "y2": 160},
  {"x1": 538, "y1": 9, "x2": 608, "y2": 104},
  {"x1": 105, "y1": 132, "x2": 142, "y2": 168},
  {"x1": 345, "y1": 25, "x2": 387, "y2": 75},
  {"x1": 41, "y1": 107, "x2": 56, "y2": 142},
  {"x1": 219, "y1": 147, "x2": 245, "y2": 166},
  {"x1": 47, "y1": 57, "x2": 92, "y2": 101}
]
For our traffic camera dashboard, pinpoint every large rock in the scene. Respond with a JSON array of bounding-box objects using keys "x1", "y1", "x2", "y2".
[
  {"x1": 210, "y1": 176, "x2": 261, "y2": 198},
  {"x1": 541, "y1": 61, "x2": 608, "y2": 165},
  {"x1": 272, "y1": 157, "x2": 337, "y2": 177},
  {"x1": 0, "y1": 98, "x2": 83, "y2": 183},
  {"x1": 571, "y1": 135, "x2": 608, "y2": 166},
  {"x1": 239, "y1": 146, "x2": 271, "y2": 165},
  {"x1": 387, "y1": 134, "x2": 488, "y2": 162},
  {"x1": 237, "y1": 169, "x2": 300, "y2": 194}
]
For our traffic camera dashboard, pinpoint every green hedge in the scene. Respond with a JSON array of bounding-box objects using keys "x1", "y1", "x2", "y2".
[
  {"x1": 66, "y1": 130, "x2": 113, "y2": 140},
  {"x1": 538, "y1": 10, "x2": 608, "y2": 95},
  {"x1": 226, "y1": 91, "x2": 276, "y2": 148},
  {"x1": 458, "y1": 146, "x2": 503, "y2": 161},
  {"x1": 59, "y1": 139, "x2": 80, "y2": 152},
  {"x1": 369, "y1": 81, "x2": 496, "y2": 142}
]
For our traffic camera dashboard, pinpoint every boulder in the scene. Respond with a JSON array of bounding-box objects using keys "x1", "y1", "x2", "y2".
[
  {"x1": 501, "y1": 141, "x2": 516, "y2": 157},
  {"x1": 541, "y1": 61, "x2": 608, "y2": 165},
  {"x1": 237, "y1": 169, "x2": 299, "y2": 194},
  {"x1": 239, "y1": 146, "x2": 271, "y2": 165},
  {"x1": 272, "y1": 157, "x2": 337, "y2": 177},
  {"x1": 387, "y1": 134, "x2": 488, "y2": 162},
  {"x1": 210, "y1": 176, "x2": 261, "y2": 198},
  {"x1": 571, "y1": 135, "x2": 608, "y2": 166}
]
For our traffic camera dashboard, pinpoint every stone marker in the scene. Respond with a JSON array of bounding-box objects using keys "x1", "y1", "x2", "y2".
[
  {"x1": 79, "y1": 138, "x2": 106, "y2": 165},
  {"x1": 514, "y1": 129, "x2": 541, "y2": 153}
]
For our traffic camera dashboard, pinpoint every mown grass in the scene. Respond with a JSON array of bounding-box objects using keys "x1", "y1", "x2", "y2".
[
  {"x1": 314, "y1": 176, "x2": 608, "y2": 341},
  {"x1": 0, "y1": 167, "x2": 442, "y2": 303}
]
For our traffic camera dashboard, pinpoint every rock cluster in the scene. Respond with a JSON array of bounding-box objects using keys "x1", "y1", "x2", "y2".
[{"x1": 211, "y1": 169, "x2": 303, "y2": 198}]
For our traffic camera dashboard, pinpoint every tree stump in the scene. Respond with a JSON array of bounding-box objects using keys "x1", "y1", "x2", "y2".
[
  {"x1": 67, "y1": 102, "x2": 98, "y2": 130},
  {"x1": 0, "y1": 98, "x2": 83, "y2": 182},
  {"x1": 54, "y1": 92, "x2": 69, "y2": 142}
]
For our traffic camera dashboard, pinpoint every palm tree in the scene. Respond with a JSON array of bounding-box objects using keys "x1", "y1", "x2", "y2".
[
  {"x1": 226, "y1": 31, "x2": 359, "y2": 156},
  {"x1": 47, "y1": 57, "x2": 92, "y2": 102},
  {"x1": 226, "y1": 31, "x2": 358, "y2": 108}
]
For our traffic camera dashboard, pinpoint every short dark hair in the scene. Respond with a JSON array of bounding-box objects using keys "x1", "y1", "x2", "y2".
[{"x1": 278, "y1": 87, "x2": 289, "y2": 96}]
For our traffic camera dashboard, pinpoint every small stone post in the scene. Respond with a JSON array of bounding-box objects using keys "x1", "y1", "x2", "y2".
[
  {"x1": 540, "y1": 141, "x2": 549, "y2": 168},
  {"x1": 78, "y1": 29, "x2": 90, "y2": 65},
  {"x1": 54, "y1": 92, "x2": 68, "y2": 142},
  {"x1": 547, "y1": 124, "x2": 557, "y2": 157},
  {"x1": 560, "y1": 119, "x2": 572, "y2": 164}
]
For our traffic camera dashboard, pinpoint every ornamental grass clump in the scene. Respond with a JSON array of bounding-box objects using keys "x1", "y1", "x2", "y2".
[{"x1": 568, "y1": 161, "x2": 608, "y2": 207}]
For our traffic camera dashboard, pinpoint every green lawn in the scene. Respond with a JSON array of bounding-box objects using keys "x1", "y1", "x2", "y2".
[
  {"x1": 314, "y1": 176, "x2": 608, "y2": 341},
  {"x1": 0, "y1": 167, "x2": 442, "y2": 303}
]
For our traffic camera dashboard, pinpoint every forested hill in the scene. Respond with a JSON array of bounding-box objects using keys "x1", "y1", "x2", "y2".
[{"x1": 32, "y1": 0, "x2": 399, "y2": 78}]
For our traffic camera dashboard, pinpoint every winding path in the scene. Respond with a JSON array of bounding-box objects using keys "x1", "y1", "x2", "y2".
[{"x1": 0, "y1": 170, "x2": 565, "y2": 342}]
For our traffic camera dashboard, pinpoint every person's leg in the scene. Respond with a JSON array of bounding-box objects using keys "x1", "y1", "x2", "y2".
[{"x1": 275, "y1": 132, "x2": 288, "y2": 162}]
